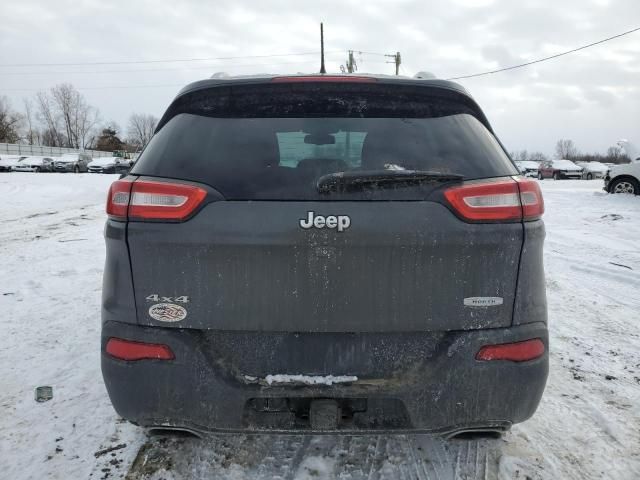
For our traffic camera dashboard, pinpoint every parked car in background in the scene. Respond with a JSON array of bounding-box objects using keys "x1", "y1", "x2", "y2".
[
  {"x1": 88, "y1": 156, "x2": 133, "y2": 174},
  {"x1": 605, "y1": 161, "x2": 640, "y2": 195},
  {"x1": 515, "y1": 160, "x2": 541, "y2": 178},
  {"x1": 537, "y1": 159, "x2": 583, "y2": 180},
  {"x1": 0, "y1": 155, "x2": 26, "y2": 172},
  {"x1": 13, "y1": 156, "x2": 56, "y2": 172},
  {"x1": 576, "y1": 161, "x2": 608, "y2": 180},
  {"x1": 54, "y1": 152, "x2": 91, "y2": 172}
]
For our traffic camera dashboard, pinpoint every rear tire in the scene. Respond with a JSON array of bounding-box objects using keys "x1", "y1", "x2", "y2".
[
  {"x1": 537, "y1": 172, "x2": 543, "y2": 180},
  {"x1": 610, "y1": 177, "x2": 639, "y2": 195},
  {"x1": 586, "y1": 173, "x2": 593, "y2": 180},
  {"x1": 553, "y1": 172, "x2": 560, "y2": 180},
  {"x1": 34, "y1": 167, "x2": 41, "y2": 173},
  {"x1": 74, "y1": 165, "x2": 80, "y2": 173}
]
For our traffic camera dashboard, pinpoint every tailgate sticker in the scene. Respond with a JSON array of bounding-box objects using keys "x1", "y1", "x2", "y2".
[
  {"x1": 464, "y1": 297, "x2": 503, "y2": 307},
  {"x1": 148, "y1": 303, "x2": 187, "y2": 322}
]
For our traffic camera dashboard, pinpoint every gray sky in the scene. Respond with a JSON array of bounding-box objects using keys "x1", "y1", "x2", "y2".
[{"x1": 1, "y1": 0, "x2": 638, "y2": 155}]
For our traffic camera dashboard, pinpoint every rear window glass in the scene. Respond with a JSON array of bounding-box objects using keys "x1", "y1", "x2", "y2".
[{"x1": 132, "y1": 84, "x2": 517, "y2": 200}]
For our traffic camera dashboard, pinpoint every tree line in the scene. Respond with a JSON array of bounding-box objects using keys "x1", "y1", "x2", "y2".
[
  {"x1": 511, "y1": 139, "x2": 630, "y2": 165},
  {"x1": 0, "y1": 84, "x2": 158, "y2": 152}
]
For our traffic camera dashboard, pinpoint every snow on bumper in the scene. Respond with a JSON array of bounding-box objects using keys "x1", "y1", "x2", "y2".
[{"x1": 101, "y1": 321, "x2": 548, "y2": 435}]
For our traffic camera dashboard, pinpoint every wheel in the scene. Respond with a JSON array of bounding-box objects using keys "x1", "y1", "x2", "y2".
[
  {"x1": 537, "y1": 172, "x2": 543, "y2": 180},
  {"x1": 34, "y1": 166, "x2": 41, "y2": 172},
  {"x1": 586, "y1": 173, "x2": 593, "y2": 180},
  {"x1": 74, "y1": 165, "x2": 80, "y2": 173},
  {"x1": 610, "y1": 177, "x2": 639, "y2": 195},
  {"x1": 553, "y1": 172, "x2": 560, "y2": 180}
]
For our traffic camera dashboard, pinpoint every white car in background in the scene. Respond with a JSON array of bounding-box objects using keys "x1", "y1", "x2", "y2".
[
  {"x1": 13, "y1": 156, "x2": 56, "y2": 172},
  {"x1": 88, "y1": 156, "x2": 132, "y2": 174},
  {"x1": 576, "y1": 161, "x2": 608, "y2": 180},
  {"x1": 0, "y1": 155, "x2": 26, "y2": 172},
  {"x1": 514, "y1": 160, "x2": 541, "y2": 178},
  {"x1": 605, "y1": 138, "x2": 640, "y2": 195}
]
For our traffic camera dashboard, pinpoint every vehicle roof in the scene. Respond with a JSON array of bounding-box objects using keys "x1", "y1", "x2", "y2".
[
  {"x1": 175, "y1": 73, "x2": 473, "y2": 99},
  {"x1": 158, "y1": 73, "x2": 493, "y2": 134}
]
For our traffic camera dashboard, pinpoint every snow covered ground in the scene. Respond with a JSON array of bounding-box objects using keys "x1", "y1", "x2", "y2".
[{"x1": 1, "y1": 173, "x2": 639, "y2": 479}]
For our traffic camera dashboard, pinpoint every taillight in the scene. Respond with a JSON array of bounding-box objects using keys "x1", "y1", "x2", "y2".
[
  {"x1": 105, "y1": 337, "x2": 175, "y2": 361},
  {"x1": 444, "y1": 177, "x2": 544, "y2": 222},
  {"x1": 515, "y1": 177, "x2": 545, "y2": 220},
  {"x1": 106, "y1": 178, "x2": 134, "y2": 221},
  {"x1": 476, "y1": 338, "x2": 545, "y2": 362},
  {"x1": 106, "y1": 179, "x2": 207, "y2": 222},
  {"x1": 128, "y1": 180, "x2": 207, "y2": 221},
  {"x1": 271, "y1": 75, "x2": 377, "y2": 83}
]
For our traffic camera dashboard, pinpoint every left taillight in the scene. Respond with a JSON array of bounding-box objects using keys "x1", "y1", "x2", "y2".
[
  {"x1": 443, "y1": 177, "x2": 544, "y2": 223},
  {"x1": 105, "y1": 337, "x2": 174, "y2": 361},
  {"x1": 106, "y1": 179, "x2": 207, "y2": 222}
]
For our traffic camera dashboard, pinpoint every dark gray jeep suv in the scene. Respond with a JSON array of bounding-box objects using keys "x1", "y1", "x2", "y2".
[{"x1": 101, "y1": 74, "x2": 548, "y2": 437}]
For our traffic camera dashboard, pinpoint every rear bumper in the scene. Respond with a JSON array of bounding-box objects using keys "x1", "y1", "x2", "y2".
[
  {"x1": 55, "y1": 164, "x2": 75, "y2": 172},
  {"x1": 101, "y1": 321, "x2": 549, "y2": 435}
]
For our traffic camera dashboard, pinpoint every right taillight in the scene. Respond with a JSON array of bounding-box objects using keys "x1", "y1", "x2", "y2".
[
  {"x1": 106, "y1": 178, "x2": 207, "y2": 222},
  {"x1": 515, "y1": 177, "x2": 544, "y2": 220},
  {"x1": 444, "y1": 177, "x2": 544, "y2": 222}
]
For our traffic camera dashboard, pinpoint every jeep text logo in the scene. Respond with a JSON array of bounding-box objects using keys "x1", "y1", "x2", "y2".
[{"x1": 300, "y1": 211, "x2": 351, "y2": 232}]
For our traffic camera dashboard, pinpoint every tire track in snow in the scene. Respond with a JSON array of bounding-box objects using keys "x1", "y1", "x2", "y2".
[{"x1": 124, "y1": 434, "x2": 505, "y2": 479}]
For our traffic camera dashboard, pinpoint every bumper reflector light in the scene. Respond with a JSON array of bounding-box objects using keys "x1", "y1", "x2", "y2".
[
  {"x1": 476, "y1": 338, "x2": 545, "y2": 362},
  {"x1": 105, "y1": 337, "x2": 175, "y2": 361}
]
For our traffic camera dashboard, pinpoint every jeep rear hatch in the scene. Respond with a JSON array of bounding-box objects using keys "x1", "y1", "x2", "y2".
[{"x1": 124, "y1": 81, "x2": 526, "y2": 332}]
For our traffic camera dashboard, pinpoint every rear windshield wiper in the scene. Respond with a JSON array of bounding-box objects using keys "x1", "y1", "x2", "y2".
[{"x1": 317, "y1": 170, "x2": 464, "y2": 193}]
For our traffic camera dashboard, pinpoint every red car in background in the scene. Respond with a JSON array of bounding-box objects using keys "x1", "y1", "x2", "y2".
[{"x1": 537, "y1": 159, "x2": 583, "y2": 180}]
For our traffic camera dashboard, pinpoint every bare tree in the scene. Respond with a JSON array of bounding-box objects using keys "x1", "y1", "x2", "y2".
[
  {"x1": 0, "y1": 96, "x2": 23, "y2": 143},
  {"x1": 50, "y1": 83, "x2": 99, "y2": 149},
  {"x1": 555, "y1": 139, "x2": 578, "y2": 159},
  {"x1": 33, "y1": 84, "x2": 99, "y2": 148},
  {"x1": 528, "y1": 151, "x2": 548, "y2": 162},
  {"x1": 22, "y1": 98, "x2": 39, "y2": 145},
  {"x1": 510, "y1": 150, "x2": 529, "y2": 161},
  {"x1": 127, "y1": 113, "x2": 158, "y2": 148},
  {"x1": 35, "y1": 90, "x2": 64, "y2": 146}
]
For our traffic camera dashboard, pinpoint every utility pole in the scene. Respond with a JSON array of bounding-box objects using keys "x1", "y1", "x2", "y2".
[
  {"x1": 343, "y1": 50, "x2": 357, "y2": 73},
  {"x1": 385, "y1": 51, "x2": 401, "y2": 75},
  {"x1": 320, "y1": 23, "x2": 326, "y2": 74}
]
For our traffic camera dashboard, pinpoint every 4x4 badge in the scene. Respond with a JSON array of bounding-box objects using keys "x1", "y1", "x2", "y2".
[{"x1": 300, "y1": 211, "x2": 351, "y2": 232}]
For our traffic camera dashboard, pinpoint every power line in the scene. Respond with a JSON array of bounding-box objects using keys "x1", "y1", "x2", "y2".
[
  {"x1": 2, "y1": 83, "x2": 186, "y2": 92},
  {"x1": 0, "y1": 59, "x2": 329, "y2": 76},
  {"x1": 446, "y1": 25, "x2": 640, "y2": 81},
  {"x1": 353, "y1": 51, "x2": 388, "y2": 57},
  {"x1": 0, "y1": 50, "x2": 345, "y2": 68}
]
